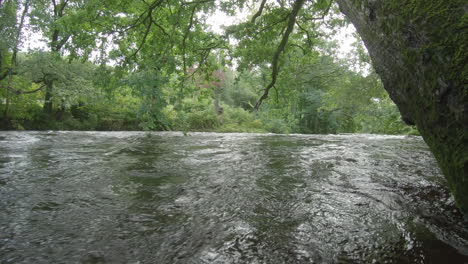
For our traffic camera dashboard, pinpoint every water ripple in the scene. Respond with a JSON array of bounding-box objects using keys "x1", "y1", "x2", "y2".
[{"x1": 0, "y1": 131, "x2": 466, "y2": 263}]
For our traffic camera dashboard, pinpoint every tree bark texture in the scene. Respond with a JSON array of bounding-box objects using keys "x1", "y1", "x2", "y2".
[{"x1": 336, "y1": 0, "x2": 468, "y2": 215}]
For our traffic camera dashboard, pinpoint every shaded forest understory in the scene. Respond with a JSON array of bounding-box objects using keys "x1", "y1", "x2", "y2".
[{"x1": 0, "y1": 57, "x2": 416, "y2": 135}]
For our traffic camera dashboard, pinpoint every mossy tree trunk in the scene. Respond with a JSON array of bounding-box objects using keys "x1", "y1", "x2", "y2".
[{"x1": 336, "y1": 0, "x2": 468, "y2": 215}]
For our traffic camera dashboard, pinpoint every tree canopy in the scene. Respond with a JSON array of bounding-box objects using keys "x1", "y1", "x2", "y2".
[{"x1": 0, "y1": 0, "x2": 415, "y2": 135}]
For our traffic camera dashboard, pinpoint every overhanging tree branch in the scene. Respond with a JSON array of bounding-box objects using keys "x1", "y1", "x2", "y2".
[
  {"x1": 0, "y1": 84, "x2": 46, "y2": 95},
  {"x1": 255, "y1": 14, "x2": 289, "y2": 36},
  {"x1": 119, "y1": 0, "x2": 164, "y2": 33},
  {"x1": 126, "y1": 12, "x2": 154, "y2": 63},
  {"x1": 251, "y1": 0, "x2": 267, "y2": 23},
  {"x1": 254, "y1": 0, "x2": 305, "y2": 110}
]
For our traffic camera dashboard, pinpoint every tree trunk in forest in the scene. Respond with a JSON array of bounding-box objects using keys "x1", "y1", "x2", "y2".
[
  {"x1": 336, "y1": 0, "x2": 468, "y2": 215},
  {"x1": 56, "y1": 99, "x2": 66, "y2": 121},
  {"x1": 213, "y1": 86, "x2": 223, "y2": 115},
  {"x1": 42, "y1": 0, "x2": 69, "y2": 115},
  {"x1": 43, "y1": 80, "x2": 53, "y2": 114}
]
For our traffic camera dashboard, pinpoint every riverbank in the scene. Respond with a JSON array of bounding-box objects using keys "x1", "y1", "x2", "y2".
[{"x1": 0, "y1": 107, "x2": 419, "y2": 135}]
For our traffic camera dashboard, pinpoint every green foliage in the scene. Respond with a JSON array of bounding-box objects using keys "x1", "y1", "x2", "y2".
[
  {"x1": 264, "y1": 118, "x2": 291, "y2": 134},
  {"x1": 223, "y1": 105, "x2": 252, "y2": 124},
  {"x1": 0, "y1": 1, "x2": 18, "y2": 52},
  {"x1": 0, "y1": 0, "x2": 415, "y2": 136},
  {"x1": 165, "y1": 98, "x2": 218, "y2": 131},
  {"x1": 355, "y1": 97, "x2": 418, "y2": 135},
  {"x1": 126, "y1": 69, "x2": 169, "y2": 130},
  {"x1": 186, "y1": 109, "x2": 219, "y2": 130},
  {"x1": 222, "y1": 70, "x2": 258, "y2": 110},
  {"x1": 216, "y1": 104, "x2": 266, "y2": 133}
]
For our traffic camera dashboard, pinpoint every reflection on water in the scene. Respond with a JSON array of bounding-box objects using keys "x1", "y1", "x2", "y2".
[{"x1": 0, "y1": 131, "x2": 467, "y2": 263}]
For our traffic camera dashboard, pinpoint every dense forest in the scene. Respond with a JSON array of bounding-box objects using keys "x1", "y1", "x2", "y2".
[{"x1": 0, "y1": 0, "x2": 417, "y2": 134}]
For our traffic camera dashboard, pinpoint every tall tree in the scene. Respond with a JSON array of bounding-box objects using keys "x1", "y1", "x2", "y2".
[
  {"x1": 28, "y1": 0, "x2": 107, "y2": 114},
  {"x1": 336, "y1": 0, "x2": 468, "y2": 215},
  {"x1": 0, "y1": 0, "x2": 18, "y2": 82},
  {"x1": 0, "y1": 0, "x2": 32, "y2": 119},
  {"x1": 29, "y1": 0, "x2": 71, "y2": 113}
]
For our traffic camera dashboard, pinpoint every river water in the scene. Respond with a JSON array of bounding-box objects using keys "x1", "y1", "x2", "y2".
[{"x1": 0, "y1": 131, "x2": 467, "y2": 263}]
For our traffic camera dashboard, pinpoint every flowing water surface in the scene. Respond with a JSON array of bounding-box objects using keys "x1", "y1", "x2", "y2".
[{"x1": 0, "y1": 131, "x2": 467, "y2": 263}]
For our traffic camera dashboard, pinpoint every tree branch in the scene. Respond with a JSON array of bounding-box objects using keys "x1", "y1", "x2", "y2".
[
  {"x1": 121, "y1": 0, "x2": 164, "y2": 33},
  {"x1": 182, "y1": 0, "x2": 215, "y2": 5},
  {"x1": 126, "y1": 12, "x2": 154, "y2": 63},
  {"x1": 55, "y1": 34, "x2": 71, "y2": 51},
  {"x1": 255, "y1": 14, "x2": 289, "y2": 36},
  {"x1": 251, "y1": 0, "x2": 267, "y2": 23},
  {"x1": 11, "y1": 0, "x2": 30, "y2": 67},
  {"x1": 182, "y1": 6, "x2": 197, "y2": 74},
  {"x1": 0, "y1": 84, "x2": 46, "y2": 95},
  {"x1": 254, "y1": 0, "x2": 305, "y2": 110},
  {"x1": 152, "y1": 20, "x2": 169, "y2": 36},
  {"x1": 301, "y1": 0, "x2": 332, "y2": 21},
  {"x1": 295, "y1": 22, "x2": 315, "y2": 47}
]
